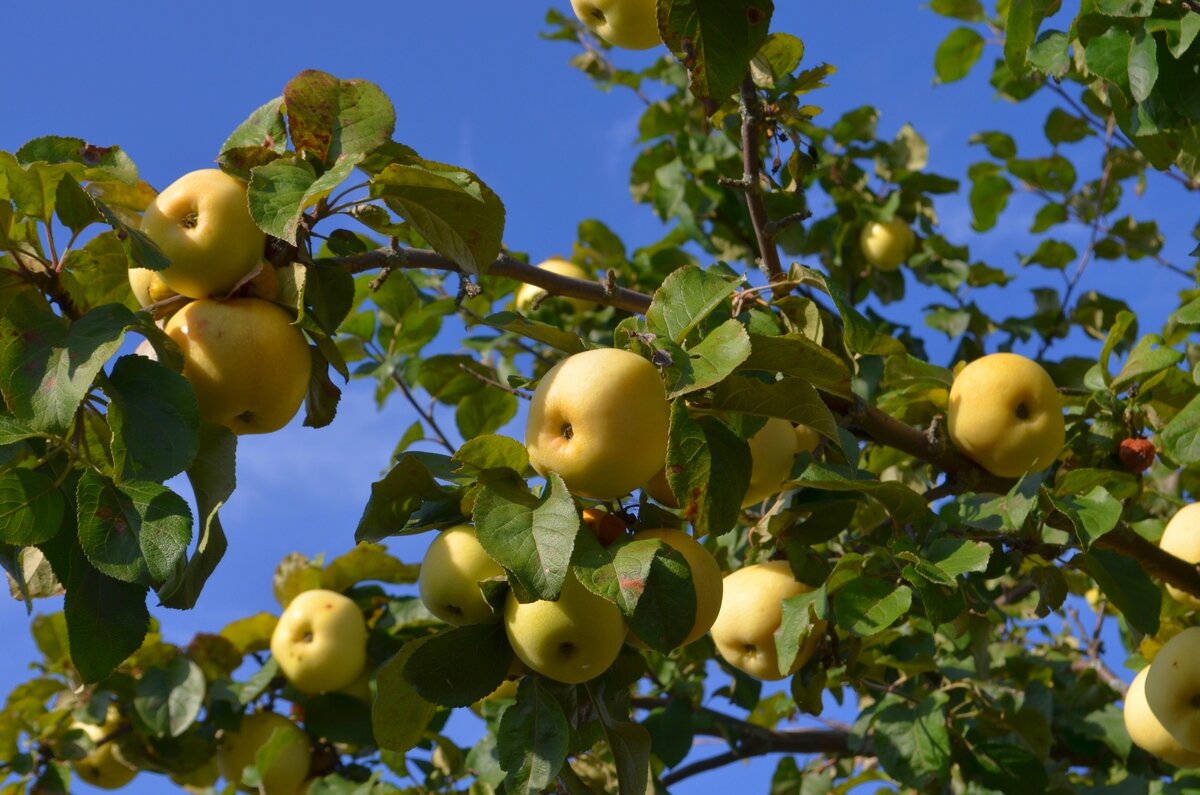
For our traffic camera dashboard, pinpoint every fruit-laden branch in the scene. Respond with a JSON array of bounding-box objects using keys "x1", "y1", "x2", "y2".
[{"x1": 329, "y1": 246, "x2": 1200, "y2": 598}]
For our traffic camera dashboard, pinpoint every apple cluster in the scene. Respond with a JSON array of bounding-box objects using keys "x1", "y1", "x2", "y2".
[{"x1": 130, "y1": 169, "x2": 311, "y2": 436}]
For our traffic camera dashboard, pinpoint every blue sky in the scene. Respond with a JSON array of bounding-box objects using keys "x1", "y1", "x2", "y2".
[{"x1": 2, "y1": 2, "x2": 1195, "y2": 793}]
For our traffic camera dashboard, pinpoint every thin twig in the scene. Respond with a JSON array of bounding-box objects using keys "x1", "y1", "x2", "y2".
[
  {"x1": 457, "y1": 363, "x2": 532, "y2": 400},
  {"x1": 736, "y1": 75, "x2": 789, "y2": 297}
]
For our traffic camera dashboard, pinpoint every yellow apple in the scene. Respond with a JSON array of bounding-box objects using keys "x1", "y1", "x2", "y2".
[
  {"x1": 1158, "y1": 503, "x2": 1200, "y2": 609},
  {"x1": 795, "y1": 424, "x2": 821, "y2": 455},
  {"x1": 71, "y1": 709, "x2": 137, "y2": 790},
  {"x1": 859, "y1": 218, "x2": 915, "y2": 271},
  {"x1": 526, "y1": 348, "x2": 669, "y2": 499},
  {"x1": 643, "y1": 467, "x2": 679, "y2": 508},
  {"x1": 128, "y1": 267, "x2": 180, "y2": 308},
  {"x1": 515, "y1": 259, "x2": 592, "y2": 313},
  {"x1": 710, "y1": 560, "x2": 825, "y2": 681},
  {"x1": 582, "y1": 508, "x2": 629, "y2": 546},
  {"x1": 165, "y1": 297, "x2": 312, "y2": 435},
  {"x1": 504, "y1": 572, "x2": 626, "y2": 684},
  {"x1": 1125, "y1": 665, "x2": 1200, "y2": 767},
  {"x1": 947, "y1": 352, "x2": 1065, "y2": 478},
  {"x1": 270, "y1": 588, "x2": 368, "y2": 694},
  {"x1": 743, "y1": 418, "x2": 801, "y2": 508},
  {"x1": 570, "y1": 0, "x2": 660, "y2": 50},
  {"x1": 470, "y1": 676, "x2": 521, "y2": 716},
  {"x1": 217, "y1": 711, "x2": 311, "y2": 795},
  {"x1": 630, "y1": 528, "x2": 723, "y2": 647},
  {"x1": 418, "y1": 524, "x2": 505, "y2": 625},
  {"x1": 1145, "y1": 627, "x2": 1200, "y2": 753},
  {"x1": 140, "y1": 169, "x2": 266, "y2": 299}
]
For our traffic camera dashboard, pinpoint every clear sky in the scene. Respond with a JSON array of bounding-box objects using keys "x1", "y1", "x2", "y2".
[{"x1": 1, "y1": 2, "x2": 1193, "y2": 793}]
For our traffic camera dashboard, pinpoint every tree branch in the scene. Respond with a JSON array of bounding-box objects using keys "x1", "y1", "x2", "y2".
[{"x1": 736, "y1": 75, "x2": 790, "y2": 298}]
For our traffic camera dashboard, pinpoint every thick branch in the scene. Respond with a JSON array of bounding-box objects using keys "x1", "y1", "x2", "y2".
[
  {"x1": 335, "y1": 247, "x2": 652, "y2": 315},
  {"x1": 736, "y1": 75, "x2": 789, "y2": 297}
]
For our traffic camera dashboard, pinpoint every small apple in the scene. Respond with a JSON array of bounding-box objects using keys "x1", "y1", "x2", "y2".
[
  {"x1": 710, "y1": 560, "x2": 825, "y2": 681},
  {"x1": 582, "y1": 508, "x2": 629, "y2": 546},
  {"x1": 1144, "y1": 627, "x2": 1200, "y2": 754},
  {"x1": 515, "y1": 258, "x2": 592, "y2": 313},
  {"x1": 217, "y1": 711, "x2": 311, "y2": 795},
  {"x1": 630, "y1": 528, "x2": 723, "y2": 647},
  {"x1": 70, "y1": 709, "x2": 137, "y2": 790},
  {"x1": 570, "y1": 0, "x2": 660, "y2": 50},
  {"x1": 243, "y1": 261, "x2": 280, "y2": 302},
  {"x1": 140, "y1": 169, "x2": 267, "y2": 299},
  {"x1": 526, "y1": 348, "x2": 669, "y2": 500},
  {"x1": 1158, "y1": 504, "x2": 1200, "y2": 609},
  {"x1": 128, "y1": 267, "x2": 180, "y2": 309},
  {"x1": 504, "y1": 571, "x2": 626, "y2": 684},
  {"x1": 795, "y1": 424, "x2": 821, "y2": 455},
  {"x1": 270, "y1": 588, "x2": 368, "y2": 694},
  {"x1": 1125, "y1": 665, "x2": 1200, "y2": 767},
  {"x1": 947, "y1": 352, "x2": 1065, "y2": 478},
  {"x1": 470, "y1": 676, "x2": 521, "y2": 716},
  {"x1": 643, "y1": 467, "x2": 679, "y2": 508},
  {"x1": 418, "y1": 524, "x2": 505, "y2": 625},
  {"x1": 859, "y1": 218, "x2": 915, "y2": 271},
  {"x1": 165, "y1": 297, "x2": 312, "y2": 435},
  {"x1": 743, "y1": 417, "x2": 801, "y2": 508}
]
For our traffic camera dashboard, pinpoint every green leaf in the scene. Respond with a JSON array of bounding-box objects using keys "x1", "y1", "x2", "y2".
[
  {"x1": 134, "y1": 656, "x2": 205, "y2": 737},
  {"x1": 832, "y1": 579, "x2": 912, "y2": 636},
  {"x1": 355, "y1": 453, "x2": 464, "y2": 542},
  {"x1": 76, "y1": 471, "x2": 192, "y2": 586},
  {"x1": 373, "y1": 639, "x2": 437, "y2": 753},
  {"x1": 1051, "y1": 487, "x2": 1122, "y2": 549},
  {"x1": 456, "y1": 386, "x2": 518, "y2": 440},
  {"x1": 646, "y1": 265, "x2": 741, "y2": 343},
  {"x1": 924, "y1": 538, "x2": 991, "y2": 577},
  {"x1": 0, "y1": 469, "x2": 65, "y2": 546},
  {"x1": 1112, "y1": 334, "x2": 1183, "y2": 392},
  {"x1": 474, "y1": 472, "x2": 578, "y2": 601},
  {"x1": 1085, "y1": 28, "x2": 1134, "y2": 93},
  {"x1": 1161, "y1": 392, "x2": 1200, "y2": 464},
  {"x1": 1129, "y1": 28, "x2": 1159, "y2": 104},
  {"x1": 797, "y1": 463, "x2": 931, "y2": 525},
  {"x1": 54, "y1": 173, "x2": 103, "y2": 235},
  {"x1": 663, "y1": 403, "x2": 751, "y2": 537},
  {"x1": 39, "y1": 526, "x2": 149, "y2": 683},
  {"x1": 282, "y1": 70, "x2": 396, "y2": 166},
  {"x1": 969, "y1": 173, "x2": 1012, "y2": 231},
  {"x1": 479, "y1": 312, "x2": 587, "y2": 355},
  {"x1": 872, "y1": 693, "x2": 952, "y2": 790},
  {"x1": 776, "y1": 586, "x2": 827, "y2": 674},
  {"x1": 1005, "y1": 0, "x2": 1056, "y2": 76},
  {"x1": 104, "y1": 355, "x2": 199, "y2": 484},
  {"x1": 593, "y1": 539, "x2": 696, "y2": 652},
  {"x1": 1043, "y1": 108, "x2": 1092, "y2": 145},
  {"x1": 498, "y1": 677, "x2": 570, "y2": 795},
  {"x1": 0, "y1": 299, "x2": 133, "y2": 433},
  {"x1": 935, "y1": 28, "x2": 986, "y2": 83},
  {"x1": 710, "y1": 375, "x2": 839, "y2": 443},
  {"x1": 658, "y1": 0, "x2": 775, "y2": 114},
  {"x1": 221, "y1": 97, "x2": 288, "y2": 154},
  {"x1": 740, "y1": 333, "x2": 853, "y2": 396},
  {"x1": 931, "y1": 0, "x2": 985, "y2": 21},
  {"x1": 751, "y1": 33, "x2": 805, "y2": 87},
  {"x1": 93, "y1": 199, "x2": 171, "y2": 271},
  {"x1": 370, "y1": 161, "x2": 505, "y2": 277},
  {"x1": 158, "y1": 424, "x2": 236, "y2": 610},
  {"x1": 663, "y1": 318, "x2": 752, "y2": 399},
  {"x1": 402, "y1": 623, "x2": 512, "y2": 707},
  {"x1": 1020, "y1": 239, "x2": 1077, "y2": 270},
  {"x1": 585, "y1": 683, "x2": 652, "y2": 795},
  {"x1": 320, "y1": 542, "x2": 419, "y2": 593},
  {"x1": 1075, "y1": 548, "x2": 1160, "y2": 635},
  {"x1": 1029, "y1": 30, "x2": 1071, "y2": 78},
  {"x1": 970, "y1": 131, "x2": 1018, "y2": 160},
  {"x1": 248, "y1": 155, "x2": 361, "y2": 245},
  {"x1": 453, "y1": 435, "x2": 530, "y2": 476}
]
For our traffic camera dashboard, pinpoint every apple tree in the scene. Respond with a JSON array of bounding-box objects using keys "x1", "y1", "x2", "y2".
[{"x1": 3, "y1": 1, "x2": 1200, "y2": 793}]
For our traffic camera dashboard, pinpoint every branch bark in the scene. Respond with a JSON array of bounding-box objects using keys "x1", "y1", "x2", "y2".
[{"x1": 736, "y1": 75, "x2": 790, "y2": 298}]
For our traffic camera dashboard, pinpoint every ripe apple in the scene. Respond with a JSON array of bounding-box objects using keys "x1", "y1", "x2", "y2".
[
  {"x1": 947, "y1": 352, "x2": 1065, "y2": 478},
  {"x1": 270, "y1": 588, "x2": 368, "y2": 694},
  {"x1": 1125, "y1": 665, "x2": 1200, "y2": 767},
  {"x1": 859, "y1": 218, "x2": 915, "y2": 271},
  {"x1": 630, "y1": 528, "x2": 723, "y2": 647},
  {"x1": 743, "y1": 417, "x2": 801, "y2": 508},
  {"x1": 582, "y1": 508, "x2": 629, "y2": 546},
  {"x1": 515, "y1": 258, "x2": 593, "y2": 313},
  {"x1": 71, "y1": 709, "x2": 137, "y2": 790},
  {"x1": 470, "y1": 676, "x2": 521, "y2": 716},
  {"x1": 643, "y1": 467, "x2": 678, "y2": 508},
  {"x1": 526, "y1": 348, "x2": 669, "y2": 500},
  {"x1": 570, "y1": 0, "x2": 660, "y2": 50},
  {"x1": 795, "y1": 424, "x2": 821, "y2": 455},
  {"x1": 504, "y1": 571, "x2": 626, "y2": 684},
  {"x1": 165, "y1": 297, "x2": 312, "y2": 435},
  {"x1": 1144, "y1": 627, "x2": 1200, "y2": 753},
  {"x1": 1157, "y1": 503, "x2": 1200, "y2": 609},
  {"x1": 217, "y1": 711, "x2": 311, "y2": 795},
  {"x1": 140, "y1": 169, "x2": 266, "y2": 299},
  {"x1": 418, "y1": 524, "x2": 505, "y2": 625},
  {"x1": 710, "y1": 560, "x2": 825, "y2": 681},
  {"x1": 128, "y1": 267, "x2": 180, "y2": 308}
]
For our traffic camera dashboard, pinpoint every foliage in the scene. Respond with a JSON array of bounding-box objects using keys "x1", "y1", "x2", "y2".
[{"x1": 2, "y1": 1, "x2": 1200, "y2": 793}]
